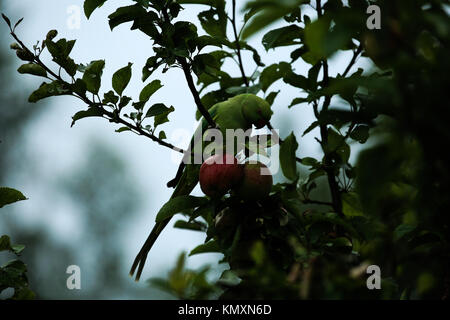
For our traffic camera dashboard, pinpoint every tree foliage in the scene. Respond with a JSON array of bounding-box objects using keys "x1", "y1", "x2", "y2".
[
  {"x1": 0, "y1": 187, "x2": 34, "y2": 300},
  {"x1": 2, "y1": 0, "x2": 450, "y2": 299}
]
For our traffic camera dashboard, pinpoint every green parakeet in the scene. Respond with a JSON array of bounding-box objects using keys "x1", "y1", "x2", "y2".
[{"x1": 130, "y1": 93, "x2": 273, "y2": 280}]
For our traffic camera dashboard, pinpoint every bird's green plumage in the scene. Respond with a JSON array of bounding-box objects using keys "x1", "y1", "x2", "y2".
[{"x1": 130, "y1": 93, "x2": 272, "y2": 280}]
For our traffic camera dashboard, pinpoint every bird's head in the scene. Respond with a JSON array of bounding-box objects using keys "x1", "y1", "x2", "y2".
[{"x1": 241, "y1": 94, "x2": 273, "y2": 129}]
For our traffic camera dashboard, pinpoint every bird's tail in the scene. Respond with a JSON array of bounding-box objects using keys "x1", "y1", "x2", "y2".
[
  {"x1": 129, "y1": 218, "x2": 171, "y2": 281},
  {"x1": 130, "y1": 165, "x2": 199, "y2": 281}
]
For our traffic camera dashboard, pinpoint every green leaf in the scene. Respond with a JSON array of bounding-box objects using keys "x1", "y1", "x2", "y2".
[
  {"x1": 174, "y1": 220, "x2": 206, "y2": 232},
  {"x1": 196, "y1": 35, "x2": 224, "y2": 52},
  {"x1": 326, "y1": 128, "x2": 350, "y2": 163},
  {"x1": 189, "y1": 240, "x2": 220, "y2": 256},
  {"x1": 198, "y1": 3, "x2": 227, "y2": 40},
  {"x1": 0, "y1": 235, "x2": 11, "y2": 251},
  {"x1": 119, "y1": 96, "x2": 132, "y2": 109},
  {"x1": 154, "y1": 106, "x2": 175, "y2": 127},
  {"x1": 102, "y1": 90, "x2": 119, "y2": 105},
  {"x1": 45, "y1": 39, "x2": 77, "y2": 76},
  {"x1": 108, "y1": 5, "x2": 147, "y2": 30},
  {"x1": 262, "y1": 25, "x2": 303, "y2": 50},
  {"x1": 28, "y1": 81, "x2": 71, "y2": 103},
  {"x1": 155, "y1": 196, "x2": 208, "y2": 223},
  {"x1": 260, "y1": 62, "x2": 290, "y2": 92},
  {"x1": 71, "y1": 106, "x2": 104, "y2": 127},
  {"x1": 0, "y1": 235, "x2": 23, "y2": 255},
  {"x1": 70, "y1": 78, "x2": 87, "y2": 96},
  {"x1": 241, "y1": 43, "x2": 265, "y2": 67},
  {"x1": 302, "y1": 121, "x2": 319, "y2": 136},
  {"x1": 142, "y1": 56, "x2": 162, "y2": 82},
  {"x1": 84, "y1": 0, "x2": 107, "y2": 19},
  {"x1": 394, "y1": 224, "x2": 417, "y2": 241},
  {"x1": 158, "y1": 131, "x2": 166, "y2": 140},
  {"x1": 301, "y1": 157, "x2": 318, "y2": 166},
  {"x1": 280, "y1": 132, "x2": 299, "y2": 181},
  {"x1": 304, "y1": 14, "x2": 353, "y2": 61},
  {"x1": 17, "y1": 64, "x2": 47, "y2": 77},
  {"x1": 82, "y1": 60, "x2": 105, "y2": 94},
  {"x1": 0, "y1": 187, "x2": 27, "y2": 208},
  {"x1": 242, "y1": 0, "x2": 304, "y2": 39},
  {"x1": 2, "y1": 13, "x2": 11, "y2": 28},
  {"x1": 350, "y1": 125, "x2": 370, "y2": 143},
  {"x1": 112, "y1": 63, "x2": 132, "y2": 96},
  {"x1": 289, "y1": 97, "x2": 309, "y2": 108},
  {"x1": 265, "y1": 91, "x2": 279, "y2": 105},
  {"x1": 342, "y1": 192, "x2": 364, "y2": 217},
  {"x1": 115, "y1": 127, "x2": 131, "y2": 133},
  {"x1": 13, "y1": 287, "x2": 35, "y2": 300},
  {"x1": 283, "y1": 69, "x2": 310, "y2": 90},
  {"x1": 145, "y1": 103, "x2": 171, "y2": 118},
  {"x1": 139, "y1": 80, "x2": 163, "y2": 102}
]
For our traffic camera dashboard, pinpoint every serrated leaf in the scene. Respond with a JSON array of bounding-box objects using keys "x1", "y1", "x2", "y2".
[
  {"x1": 112, "y1": 63, "x2": 132, "y2": 96},
  {"x1": 280, "y1": 132, "x2": 299, "y2": 180},
  {"x1": 155, "y1": 196, "x2": 208, "y2": 223},
  {"x1": 0, "y1": 187, "x2": 27, "y2": 208}
]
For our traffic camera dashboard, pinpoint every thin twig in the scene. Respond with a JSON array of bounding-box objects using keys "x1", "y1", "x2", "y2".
[
  {"x1": 342, "y1": 44, "x2": 363, "y2": 77},
  {"x1": 231, "y1": 0, "x2": 249, "y2": 87},
  {"x1": 179, "y1": 58, "x2": 216, "y2": 128},
  {"x1": 315, "y1": 0, "x2": 343, "y2": 216}
]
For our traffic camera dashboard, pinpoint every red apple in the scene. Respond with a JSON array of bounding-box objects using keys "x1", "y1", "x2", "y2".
[
  {"x1": 199, "y1": 154, "x2": 244, "y2": 198},
  {"x1": 235, "y1": 162, "x2": 272, "y2": 201}
]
